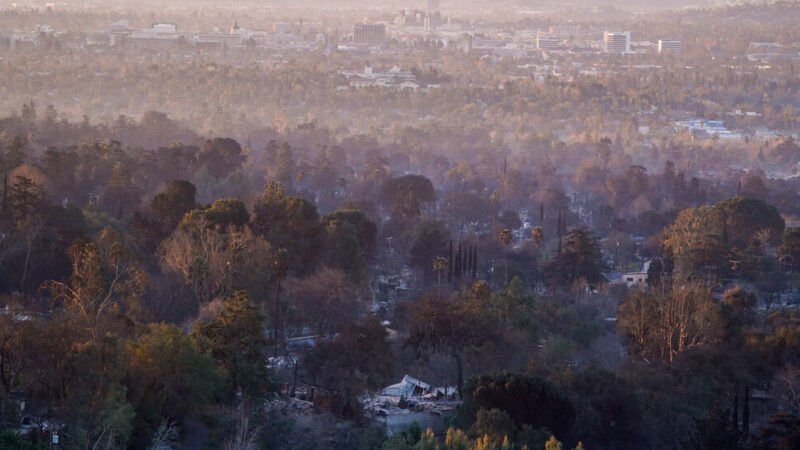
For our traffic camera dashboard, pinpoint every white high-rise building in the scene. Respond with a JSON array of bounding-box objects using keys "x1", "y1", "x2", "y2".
[
  {"x1": 603, "y1": 31, "x2": 630, "y2": 53},
  {"x1": 354, "y1": 23, "x2": 386, "y2": 47},
  {"x1": 658, "y1": 39, "x2": 682, "y2": 54},
  {"x1": 536, "y1": 37, "x2": 559, "y2": 50},
  {"x1": 426, "y1": 0, "x2": 440, "y2": 14}
]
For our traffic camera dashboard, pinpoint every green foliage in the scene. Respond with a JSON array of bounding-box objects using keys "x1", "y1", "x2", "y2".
[
  {"x1": 552, "y1": 366, "x2": 642, "y2": 449},
  {"x1": 751, "y1": 310, "x2": 800, "y2": 367},
  {"x1": 443, "y1": 192, "x2": 491, "y2": 226},
  {"x1": 285, "y1": 267, "x2": 361, "y2": 336},
  {"x1": 779, "y1": 227, "x2": 800, "y2": 273},
  {"x1": 469, "y1": 409, "x2": 516, "y2": 444},
  {"x1": 715, "y1": 197, "x2": 785, "y2": 248},
  {"x1": 103, "y1": 162, "x2": 140, "y2": 218},
  {"x1": 491, "y1": 277, "x2": 536, "y2": 330},
  {"x1": 680, "y1": 407, "x2": 743, "y2": 450},
  {"x1": 44, "y1": 228, "x2": 147, "y2": 322},
  {"x1": 126, "y1": 323, "x2": 224, "y2": 446},
  {"x1": 323, "y1": 218, "x2": 366, "y2": 282},
  {"x1": 754, "y1": 412, "x2": 800, "y2": 450},
  {"x1": 202, "y1": 198, "x2": 250, "y2": 229},
  {"x1": 322, "y1": 209, "x2": 378, "y2": 257},
  {"x1": 722, "y1": 286, "x2": 757, "y2": 316},
  {"x1": 664, "y1": 197, "x2": 785, "y2": 278},
  {"x1": 518, "y1": 426, "x2": 552, "y2": 450},
  {"x1": 304, "y1": 317, "x2": 394, "y2": 416},
  {"x1": 198, "y1": 137, "x2": 245, "y2": 179},
  {"x1": 409, "y1": 220, "x2": 449, "y2": 282},
  {"x1": 93, "y1": 388, "x2": 136, "y2": 449},
  {"x1": 381, "y1": 421, "x2": 422, "y2": 449},
  {"x1": 0, "y1": 430, "x2": 47, "y2": 450},
  {"x1": 414, "y1": 428, "x2": 437, "y2": 450},
  {"x1": 445, "y1": 428, "x2": 470, "y2": 450},
  {"x1": 381, "y1": 175, "x2": 436, "y2": 207},
  {"x1": 392, "y1": 185, "x2": 422, "y2": 219},
  {"x1": 252, "y1": 181, "x2": 323, "y2": 275},
  {"x1": 448, "y1": 398, "x2": 479, "y2": 432},
  {"x1": 191, "y1": 291, "x2": 273, "y2": 397},
  {"x1": 406, "y1": 288, "x2": 501, "y2": 396},
  {"x1": 359, "y1": 426, "x2": 388, "y2": 450},
  {"x1": 463, "y1": 371, "x2": 575, "y2": 438},
  {"x1": 546, "y1": 227, "x2": 607, "y2": 287},
  {"x1": 150, "y1": 180, "x2": 198, "y2": 228}
]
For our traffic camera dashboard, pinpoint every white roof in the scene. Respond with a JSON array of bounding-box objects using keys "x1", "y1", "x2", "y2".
[{"x1": 381, "y1": 375, "x2": 430, "y2": 397}]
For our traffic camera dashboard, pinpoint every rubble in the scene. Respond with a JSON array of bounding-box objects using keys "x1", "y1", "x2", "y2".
[{"x1": 361, "y1": 374, "x2": 461, "y2": 435}]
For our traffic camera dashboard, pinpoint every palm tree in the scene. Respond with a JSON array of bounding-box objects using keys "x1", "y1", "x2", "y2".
[
  {"x1": 531, "y1": 226, "x2": 544, "y2": 248},
  {"x1": 433, "y1": 256, "x2": 449, "y2": 289},
  {"x1": 499, "y1": 229, "x2": 512, "y2": 284}
]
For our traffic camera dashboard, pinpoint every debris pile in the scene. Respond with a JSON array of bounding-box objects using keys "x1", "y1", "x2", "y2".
[{"x1": 362, "y1": 374, "x2": 460, "y2": 419}]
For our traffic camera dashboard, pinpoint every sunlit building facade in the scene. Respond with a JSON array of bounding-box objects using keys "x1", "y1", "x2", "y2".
[{"x1": 604, "y1": 31, "x2": 630, "y2": 53}]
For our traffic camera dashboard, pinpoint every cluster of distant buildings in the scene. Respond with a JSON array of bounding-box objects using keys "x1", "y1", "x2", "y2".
[
  {"x1": 337, "y1": 65, "x2": 425, "y2": 92},
  {"x1": 746, "y1": 41, "x2": 800, "y2": 63},
  {"x1": 347, "y1": 18, "x2": 683, "y2": 57},
  {"x1": 676, "y1": 119, "x2": 741, "y2": 140},
  {"x1": 107, "y1": 20, "x2": 325, "y2": 52},
  {"x1": 6, "y1": 15, "x2": 690, "y2": 59},
  {"x1": 600, "y1": 31, "x2": 681, "y2": 54}
]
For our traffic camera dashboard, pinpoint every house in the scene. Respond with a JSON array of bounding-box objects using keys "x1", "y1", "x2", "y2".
[
  {"x1": 623, "y1": 271, "x2": 648, "y2": 287},
  {"x1": 622, "y1": 260, "x2": 650, "y2": 287},
  {"x1": 381, "y1": 375, "x2": 430, "y2": 398}
]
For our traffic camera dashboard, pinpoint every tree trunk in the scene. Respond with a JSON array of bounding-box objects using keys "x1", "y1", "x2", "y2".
[
  {"x1": 448, "y1": 240, "x2": 453, "y2": 283},
  {"x1": 273, "y1": 278, "x2": 281, "y2": 357},
  {"x1": 505, "y1": 251, "x2": 509, "y2": 284},
  {"x1": 455, "y1": 352, "x2": 464, "y2": 399},
  {"x1": 291, "y1": 358, "x2": 298, "y2": 397},
  {"x1": 732, "y1": 387, "x2": 739, "y2": 431},
  {"x1": 20, "y1": 222, "x2": 38, "y2": 292},
  {"x1": 20, "y1": 240, "x2": 31, "y2": 292},
  {"x1": 743, "y1": 385, "x2": 750, "y2": 435}
]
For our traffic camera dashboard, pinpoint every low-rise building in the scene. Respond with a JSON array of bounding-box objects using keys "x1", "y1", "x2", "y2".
[{"x1": 658, "y1": 39, "x2": 682, "y2": 54}]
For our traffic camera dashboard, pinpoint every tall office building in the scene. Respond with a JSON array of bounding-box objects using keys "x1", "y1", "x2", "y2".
[
  {"x1": 427, "y1": 0, "x2": 440, "y2": 14},
  {"x1": 353, "y1": 23, "x2": 386, "y2": 47},
  {"x1": 658, "y1": 39, "x2": 682, "y2": 54},
  {"x1": 603, "y1": 31, "x2": 630, "y2": 53},
  {"x1": 536, "y1": 37, "x2": 559, "y2": 50}
]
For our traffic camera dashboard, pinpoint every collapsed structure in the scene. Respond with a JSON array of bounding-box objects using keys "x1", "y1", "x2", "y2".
[{"x1": 363, "y1": 375, "x2": 460, "y2": 436}]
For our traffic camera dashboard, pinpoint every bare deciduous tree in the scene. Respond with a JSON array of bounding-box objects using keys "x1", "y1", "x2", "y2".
[
  {"x1": 159, "y1": 217, "x2": 270, "y2": 304},
  {"x1": 617, "y1": 277, "x2": 727, "y2": 364}
]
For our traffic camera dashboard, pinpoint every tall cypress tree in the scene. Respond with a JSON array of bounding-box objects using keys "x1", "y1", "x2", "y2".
[
  {"x1": 473, "y1": 246, "x2": 478, "y2": 280},
  {"x1": 455, "y1": 243, "x2": 462, "y2": 281},
  {"x1": 462, "y1": 246, "x2": 467, "y2": 279},
  {"x1": 448, "y1": 240, "x2": 453, "y2": 283},
  {"x1": 557, "y1": 209, "x2": 563, "y2": 256},
  {"x1": 471, "y1": 246, "x2": 478, "y2": 280},
  {"x1": 466, "y1": 245, "x2": 472, "y2": 280},
  {"x1": 1, "y1": 174, "x2": 7, "y2": 218}
]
